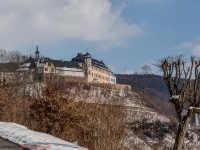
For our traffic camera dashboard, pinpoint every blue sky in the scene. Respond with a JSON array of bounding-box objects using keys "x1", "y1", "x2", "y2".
[{"x1": 0, "y1": 0, "x2": 199, "y2": 74}]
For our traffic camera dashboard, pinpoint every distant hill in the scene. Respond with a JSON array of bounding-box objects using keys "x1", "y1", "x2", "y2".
[
  {"x1": 116, "y1": 74, "x2": 168, "y2": 94},
  {"x1": 115, "y1": 74, "x2": 177, "y2": 117}
]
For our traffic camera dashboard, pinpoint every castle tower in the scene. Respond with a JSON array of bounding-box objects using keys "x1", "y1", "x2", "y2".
[
  {"x1": 84, "y1": 52, "x2": 92, "y2": 82},
  {"x1": 35, "y1": 43, "x2": 40, "y2": 60}
]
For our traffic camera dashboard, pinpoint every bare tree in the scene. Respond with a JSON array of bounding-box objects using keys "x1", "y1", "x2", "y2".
[
  {"x1": 7, "y1": 50, "x2": 22, "y2": 63},
  {"x1": 141, "y1": 64, "x2": 152, "y2": 93},
  {"x1": 155, "y1": 55, "x2": 200, "y2": 150},
  {"x1": 0, "y1": 49, "x2": 8, "y2": 63},
  {"x1": 0, "y1": 49, "x2": 26, "y2": 63}
]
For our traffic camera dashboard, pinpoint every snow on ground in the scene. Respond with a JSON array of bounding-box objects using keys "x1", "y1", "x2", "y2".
[
  {"x1": 76, "y1": 87, "x2": 170, "y2": 123},
  {"x1": 0, "y1": 122, "x2": 87, "y2": 150},
  {"x1": 125, "y1": 133, "x2": 152, "y2": 150},
  {"x1": 127, "y1": 110, "x2": 170, "y2": 122},
  {"x1": 18, "y1": 84, "x2": 184, "y2": 149}
]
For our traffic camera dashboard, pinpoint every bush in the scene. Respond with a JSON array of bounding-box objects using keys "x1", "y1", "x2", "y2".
[
  {"x1": 30, "y1": 82, "x2": 128, "y2": 150},
  {"x1": 0, "y1": 86, "x2": 31, "y2": 124},
  {"x1": 129, "y1": 120, "x2": 178, "y2": 140}
]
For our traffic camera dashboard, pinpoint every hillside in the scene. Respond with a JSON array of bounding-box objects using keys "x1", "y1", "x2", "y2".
[
  {"x1": 94, "y1": 84, "x2": 200, "y2": 149},
  {"x1": 65, "y1": 84, "x2": 200, "y2": 149},
  {"x1": 115, "y1": 74, "x2": 177, "y2": 117},
  {"x1": 1, "y1": 81, "x2": 200, "y2": 149}
]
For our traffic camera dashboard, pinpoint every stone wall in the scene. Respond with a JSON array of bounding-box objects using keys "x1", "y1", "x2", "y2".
[{"x1": 88, "y1": 82, "x2": 131, "y2": 91}]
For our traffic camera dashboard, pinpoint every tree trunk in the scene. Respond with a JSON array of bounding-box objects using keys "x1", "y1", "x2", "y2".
[{"x1": 173, "y1": 116, "x2": 191, "y2": 150}]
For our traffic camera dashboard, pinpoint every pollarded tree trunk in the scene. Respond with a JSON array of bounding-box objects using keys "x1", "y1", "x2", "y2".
[
  {"x1": 155, "y1": 55, "x2": 200, "y2": 150},
  {"x1": 173, "y1": 115, "x2": 191, "y2": 150}
]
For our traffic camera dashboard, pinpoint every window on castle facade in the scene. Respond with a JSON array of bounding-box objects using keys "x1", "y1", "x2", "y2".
[{"x1": 45, "y1": 68, "x2": 48, "y2": 71}]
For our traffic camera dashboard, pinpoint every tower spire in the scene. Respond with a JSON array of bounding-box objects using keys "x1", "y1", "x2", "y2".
[
  {"x1": 36, "y1": 43, "x2": 38, "y2": 52},
  {"x1": 35, "y1": 42, "x2": 40, "y2": 60}
]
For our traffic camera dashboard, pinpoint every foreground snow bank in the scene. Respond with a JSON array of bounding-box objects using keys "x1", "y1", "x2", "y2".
[{"x1": 0, "y1": 122, "x2": 87, "y2": 150}]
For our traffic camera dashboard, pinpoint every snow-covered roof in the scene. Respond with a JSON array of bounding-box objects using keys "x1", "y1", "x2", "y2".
[
  {"x1": 17, "y1": 68, "x2": 29, "y2": 71},
  {"x1": 16, "y1": 63, "x2": 31, "y2": 71},
  {"x1": 37, "y1": 62, "x2": 45, "y2": 68},
  {"x1": 0, "y1": 122, "x2": 87, "y2": 150},
  {"x1": 20, "y1": 63, "x2": 31, "y2": 67},
  {"x1": 71, "y1": 53, "x2": 110, "y2": 71},
  {"x1": 56, "y1": 67, "x2": 84, "y2": 72}
]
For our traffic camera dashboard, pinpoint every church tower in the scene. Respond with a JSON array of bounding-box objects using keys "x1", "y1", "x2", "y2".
[{"x1": 35, "y1": 43, "x2": 40, "y2": 60}]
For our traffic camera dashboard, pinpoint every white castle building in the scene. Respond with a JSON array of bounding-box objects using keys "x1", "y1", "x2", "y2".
[
  {"x1": 17, "y1": 44, "x2": 116, "y2": 84},
  {"x1": 71, "y1": 52, "x2": 116, "y2": 84},
  {"x1": 0, "y1": 44, "x2": 116, "y2": 85}
]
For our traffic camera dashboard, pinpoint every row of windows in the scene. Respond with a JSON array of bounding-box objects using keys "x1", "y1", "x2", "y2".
[
  {"x1": 111, "y1": 78, "x2": 115, "y2": 82},
  {"x1": 92, "y1": 73, "x2": 109, "y2": 81},
  {"x1": 92, "y1": 66, "x2": 109, "y2": 74},
  {"x1": 45, "y1": 68, "x2": 54, "y2": 72},
  {"x1": 85, "y1": 59, "x2": 91, "y2": 62}
]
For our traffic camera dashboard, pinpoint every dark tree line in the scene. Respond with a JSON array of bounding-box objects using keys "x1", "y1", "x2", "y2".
[{"x1": 116, "y1": 74, "x2": 169, "y2": 94}]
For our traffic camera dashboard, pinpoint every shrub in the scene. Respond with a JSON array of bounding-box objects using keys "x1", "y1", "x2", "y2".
[{"x1": 30, "y1": 82, "x2": 128, "y2": 150}]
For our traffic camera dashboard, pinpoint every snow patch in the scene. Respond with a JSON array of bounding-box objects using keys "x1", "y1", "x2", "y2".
[
  {"x1": 189, "y1": 106, "x2": 200, "y2": 110},
  {"x1": 171, "y1": 95, "x2": 180, "y2": 99},
  {"x1": 0, "y1": 122, "x2": 87, "y2": 150}
]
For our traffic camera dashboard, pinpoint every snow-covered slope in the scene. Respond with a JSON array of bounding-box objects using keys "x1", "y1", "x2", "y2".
[
  {"x1": 7, "y1": 83, "x2": 200, "y2": 150},
  {"x1": 0, "y1": 122, "x2": 87, "y2": 150}
]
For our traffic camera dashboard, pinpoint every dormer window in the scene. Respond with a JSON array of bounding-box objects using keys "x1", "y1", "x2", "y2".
[{"x1": 48, "y1": 63, "x2": 51, "y2": 66}]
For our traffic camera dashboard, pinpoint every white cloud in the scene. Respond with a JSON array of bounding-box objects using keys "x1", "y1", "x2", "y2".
[
  {"x1": 0, "y1": 0, "x2": 144, "y2": 50},
  {"x1": 98, "y1": 40, "x2": 128, "y2": 50},
  {"x1": 172, "y1": 38, "x2": 200, "y2": 56},
  {"x1": 133, "y1": 0, "x2": 166, "y2": 3},
  {"x1": 192, "y1": 44, "x2": 200, "y2": 56},
  {"x1": 171, "y1": 41, "x2": 193, "y2": 50}
]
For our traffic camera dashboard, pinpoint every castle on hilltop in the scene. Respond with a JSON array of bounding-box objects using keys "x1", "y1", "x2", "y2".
[
  {"x1": 1, "y1": 44, "x2": 116, "y2": 84},
  {"x1": 71, "y1": 52, "x2": 116, "y2": 83}
]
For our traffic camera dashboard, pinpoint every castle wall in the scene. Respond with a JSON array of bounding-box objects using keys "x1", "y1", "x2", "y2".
[
  {"x1": 43, "y1": 62, "x2": 55, "y2": 74},
  {"x1": 56, "y1": 69, "x2": 84, "y2": 77},
  {"x1": 89, "y1": 66, "x2": 110, "y2": 83}
]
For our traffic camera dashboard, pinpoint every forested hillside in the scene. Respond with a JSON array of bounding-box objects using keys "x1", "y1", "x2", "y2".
[
  {"x1": 116, "y1": 74, "x2": 168, "y2": 94},
  {"x1": 115, "y1": 74, "x2": 176, "y2": 117}
]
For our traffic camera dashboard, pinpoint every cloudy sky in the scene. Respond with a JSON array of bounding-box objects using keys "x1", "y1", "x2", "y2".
[{"x1": 0, "y1": 0, "x2": 199, "y2": 74}]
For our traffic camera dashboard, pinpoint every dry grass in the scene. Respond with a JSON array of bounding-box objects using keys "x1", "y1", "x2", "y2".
[
  {"x1": 0, "y1": 82, "x2": 181, "y2": 150},
  {"x1": 0, "y1": 81, "x2": 131, "y2": 150}
]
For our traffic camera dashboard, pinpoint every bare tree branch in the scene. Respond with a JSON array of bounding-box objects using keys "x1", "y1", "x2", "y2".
[{"x1": 154, "y1": 55, "x2": 200, "y2": 150}]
